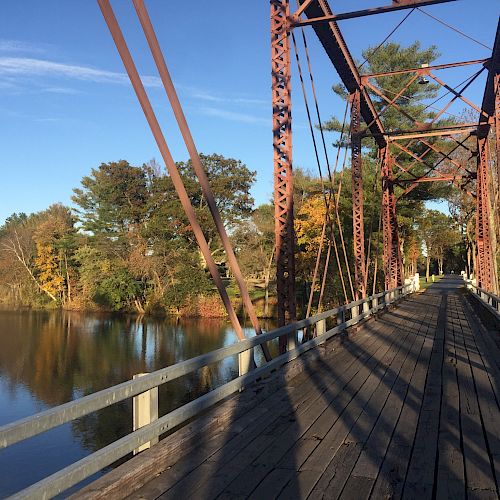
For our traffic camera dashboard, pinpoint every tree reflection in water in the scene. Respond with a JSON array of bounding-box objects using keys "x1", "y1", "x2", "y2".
[{"x1": 0, "y1": 309, "x2": 277, "y2": 495}]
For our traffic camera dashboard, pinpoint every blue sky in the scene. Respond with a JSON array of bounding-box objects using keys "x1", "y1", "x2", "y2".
[{"x1": 1, "y1": 0, "x2": 498, "y2": 224}]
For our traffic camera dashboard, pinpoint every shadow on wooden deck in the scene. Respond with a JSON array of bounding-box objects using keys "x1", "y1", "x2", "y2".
[{"x1": 76, "y1": 277, "x2": 500, "y2": 500}]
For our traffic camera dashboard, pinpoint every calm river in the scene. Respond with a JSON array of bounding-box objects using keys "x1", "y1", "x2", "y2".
[{"x1": 0, "y1": 309, "x2": 277, "y2": 497}]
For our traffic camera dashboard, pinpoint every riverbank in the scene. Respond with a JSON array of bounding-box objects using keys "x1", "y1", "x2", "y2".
[{"x1": 0, "y1": 292, "x2": 279, "y2": 319}]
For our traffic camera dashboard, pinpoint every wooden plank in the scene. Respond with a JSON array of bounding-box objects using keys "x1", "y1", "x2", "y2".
[
  {"x1": 452, "y1": 297, "x2": 498, "y2": 497},
  {"x1": 402, "y1": 292, "x2": 446, "y2": 499},
  {"x1": 453, "y1": 295, "x2": 499, "y2": 497},
  {"x1": 342, "y1": 298, "x2": 434, "y2": 498},
  {"x1": 122, "y1": 280, "x2": 498, "y2": 500},
  {"x1": 299, "y1": 322, "x2": 413, "y2": 465},
  {"x1": 307, "y1": 442, "x2": 363, "y2": 500},
  {"x1": 328, "y1": 293, "x2": 434, "y2": 498},
  {"x1": 369, "y1": 297, "x2": 437, "y2": 499},
  {"x1": 296, "y1": 302, "x2": 422, "y2": 495},
  {"x1": 214, "y1": 299, "x2": 420, "y2": 499},
  {"x1": 149, "y1": 316, "x2": 395, "y2": 499},
  {"x1": 203, "y1": 320, "x2": 403, "y2": 499},
  {"x1": 435, "y1": 294, "x2": 466, "y2": 500}
]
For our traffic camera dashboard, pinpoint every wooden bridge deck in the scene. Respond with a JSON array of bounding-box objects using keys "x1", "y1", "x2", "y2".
[{"x1": 98, "y1": 278, "x2": 500, "y2": 500}]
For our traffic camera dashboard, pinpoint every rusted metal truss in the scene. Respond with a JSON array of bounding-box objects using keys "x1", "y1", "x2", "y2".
[
  {"x1": 475, "y1": 137, "x2": 496, "y2": 293},
  {"x1": 295, "y1": 2, "x2": 499, "y2": 295},
  {"x1": 381, "y1": 149, "x2": 403, "y2": 290},
  {"x1": 350, "y1": 90, "x2": 366, "y2": 299},
  {"x1": 271, "y1": 0, "x2": 296, "y2": 350},
  {"x1": 476, "y1": 20, "x2": 500, "y2": 294},
  {"x1": 361, "y1": 57, "x2": 491, "y2": 203},
  {"x1": 292, "y1": 0, "x2": 457, "y2": 26}
]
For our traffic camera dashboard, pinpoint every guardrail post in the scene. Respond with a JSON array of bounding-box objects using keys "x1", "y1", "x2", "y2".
[
  {"x1": 372, "y1": 296, "x2": 379, "y2": 313},
  {"x1": 362, "y1": 299, "x2": 370, "y2": 315},
  {"x1": 287, "y1": 328, "x2": 298, "y2": 351},
  {"x1": 351, "y1": 304, "x2": 359, "y2": 324},
  {"x1": 337, "y1": 307, "x2": 346, "y2": 326},
  {"x1": 238, "y1": 347, "x2": 254, "y2": 377},
  {"x1": 316, "y1": 319, "x2": 326, "y2": 336},
  {"x1": 133, "y1": 373, "x2": 158, "y2": 454}
]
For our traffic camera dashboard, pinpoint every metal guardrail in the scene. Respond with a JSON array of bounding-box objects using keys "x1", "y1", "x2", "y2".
[
  {"x1": 464, "y1": 279, "x2": 500, "y2": 322},
  {"x1": 0, "y1": 281, "x2": 417, "y2": 499}
]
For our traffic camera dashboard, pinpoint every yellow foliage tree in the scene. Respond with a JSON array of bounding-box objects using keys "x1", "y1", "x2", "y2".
[
  {"x1": 295, "y1": 195, "x2": 329, "y2": 282},
  {"x1": 34, "y1": 242, "x2": 65, "y2": 300}
]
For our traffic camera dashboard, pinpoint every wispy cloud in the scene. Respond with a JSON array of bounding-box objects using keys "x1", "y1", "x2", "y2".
[
  {"x1": 34, "y1": 117, "x2": 60, "y2": 123},
  {"x1": 191, "y1": 89, "x2": 266, "y2": 106},
  {"x1": 0, "y1": 39, "x2": 48, "y2": 54},
  {"x1": 0, "y1": 57, "x2": 162, "y2": 87},
  {"x1": 199, "y1": 106, "x2": 269, "y2": 126},
  {"x1": 42, "y1": 86, "x2": 82, "y2": 95}
]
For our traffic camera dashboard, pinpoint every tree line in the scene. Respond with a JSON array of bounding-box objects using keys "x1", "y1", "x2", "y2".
[{"x1": 0, "y1": 153, "x2": 468, "y2": 317}]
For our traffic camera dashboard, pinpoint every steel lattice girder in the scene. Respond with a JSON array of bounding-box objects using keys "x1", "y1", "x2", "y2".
[
  {"x1": 381, "y1": 150, "x2": 403, "y2": 290},
  {"x1": 350, "y1": 90, "x2": 367, "y2": 299},
  {"x1": 475, "y1": 137, "x2": 497, "y2": 293},
  {"x1": 271, "y1": 0, "x2": 296, "y2": 350},
  {"x1": 293, "y1": 0, "x2": 457, "y2": 25},
  {"x1": 476, "y1": 19, "x2": 499, "y2": 294}
]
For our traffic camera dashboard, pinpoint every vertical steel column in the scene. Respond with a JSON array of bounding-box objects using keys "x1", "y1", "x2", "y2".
[
  {"x1": 381, "y1": 148, "x2": 402, "y2": 290},
  {"x1": 350, "y1": 89, "x2": 366, "y2": 299},
  {"x1": 475, "y1": 135, "x2": 496, "y2": 293},
  {"x1": 495, "y1": 74, "x2": 500, "y2": 191},
  {"x1": 271, "y1": 0, "x2": 296, "y2": 352}
]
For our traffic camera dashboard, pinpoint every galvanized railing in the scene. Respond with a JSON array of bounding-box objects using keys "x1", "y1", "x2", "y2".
[
  {"x1": 0, "y1": 281, "x2": 417, "y2": 499},
  {"x1": 465, "y1": 279, "x2": 500, "y2": 321}
]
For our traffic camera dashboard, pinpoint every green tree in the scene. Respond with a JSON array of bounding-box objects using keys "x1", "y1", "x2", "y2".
[{"x1": 417, "y1": 209, "x2": 461, "y2": 279}]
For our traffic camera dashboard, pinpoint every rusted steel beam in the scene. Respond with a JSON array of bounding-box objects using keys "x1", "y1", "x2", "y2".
[
  {"x1": 399, "y1": 171, "x2": 475, "y2": 199},
  {"x1": 404, "y1": 135, "x2": 475, "y2": 182},
  {"x1": 364, "y1": 80, "x2": 422, "y2": 126},
  {"x1": 384, "y1": 124, "x2": 481, "y2": 141},
  {"x1": 96, "y1": 0, "x2": 247, "y2": 341},
  {"x1": 132, "y1": 0, "x2": 271, "y2": 361},
  {"x1": 418, "y1": 138, "x2": 467, "y2": 172},
  {"x1": 381, "y1": 149, "x2": 402, "y2": 290},
  {"x1": 397, "y1": 175, "x2": 466, "y2": 183},
  {"x1": 477, "y1": 22, "x2": 499, "y2": 294},
  {"x1": 427, "y1": 67, "x2": 486, "y2": 125},
  {"x1": 271, "y1": 0, "x2": 296, "y2": 352},
  {"x1": 361, "y1": 58, "x2": 488, "y2": 79},
  {"x1": 475, "y1": 136, "x2": 497, "y2": 293},
  {"x1": 298, "y1": 0, "x2": 387, "y2": 148},
  {"x1": 292, "y1": 0, "x2": 458, "y2": 25},
  {"x1": 294, "y1": 0, "x2": 315, "y2": 17},
  {"x1": 351, "y1": 90, "x2": 366, "y2": 299},
  {"x1": 429, "y1": 72, "x2": 489, "y2": 118},
  {"x1": 362, "y1": 74, "x2": 420, "y2": 132},
  {"x1": 394, "y1": 160, "x2": 420, "y2": 178},
  {"x1": 495, "y1": 73, "x2": 500, "y2": 183},
  {"x1": 479, "y1": 19, "x2": 500, "y2": 136},
  {"x1": 397, "y1": 145, "x2": 432, "y2": 175},
  {"x1": 392, "y1": 140, "x2": 475, "y2": 198}
]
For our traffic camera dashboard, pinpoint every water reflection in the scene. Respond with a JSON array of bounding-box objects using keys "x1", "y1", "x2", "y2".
[{"x1": 0, "y1": 309, "x2": 277, "y2": 496}]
